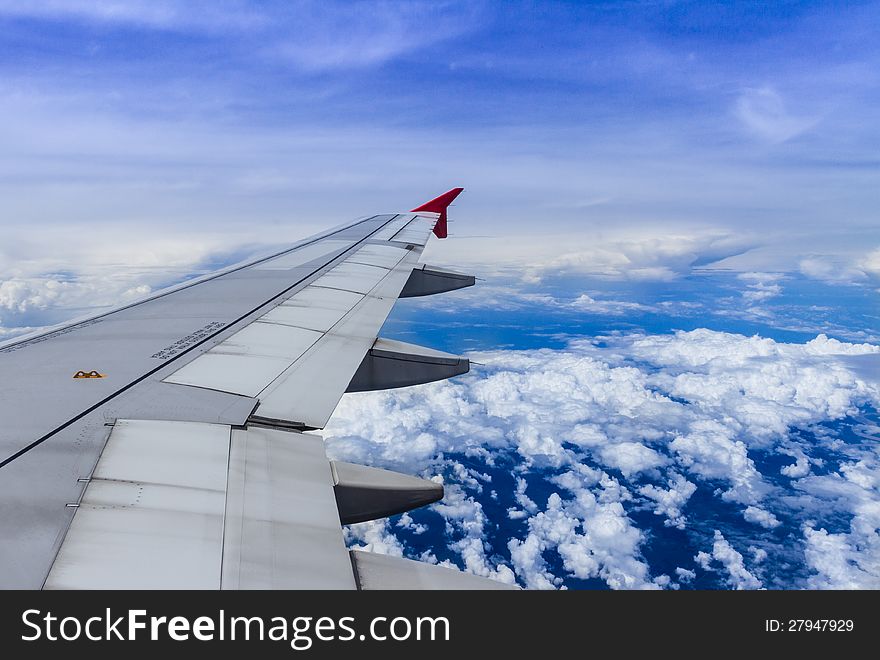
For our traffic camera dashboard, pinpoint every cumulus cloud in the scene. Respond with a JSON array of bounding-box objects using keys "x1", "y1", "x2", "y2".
[
  {"x1": 324, "y1": 329, "x2": 880, "y2": 588},
  {"x1": 0, "y1": 225, "x2": 285, "y2": 338},
  {"x1": 432, "y1": 482, "x2": 518, "y2": 585},
  {"x1": 599, "y1": 442, "x2": 667, "y2": 477},
  {"x1": 799, "y1": 256, "x2": 868, "y2": 284},
  {"x1": 743, "y1": 506, "x2": 781, "y2": 529},
  {"x1": 779, "y1": 449, "x2": 811, "y2": 479},
  {"x1": 638, "y1": 474, "x2": 697, "y2": 530},
  {"x1": 695, "y1": 531, "x2": 762, "y2": 589},
  {"x1": 509, "y1": 487, "x2": 660, "y2": 590},
  {"x1": 797, "y1": 455, "x2": 880, "y2": 589},
  {"x1": 737, "y1": 272, "x2": 784, "y2": 305},
  {"x1": 804, "y1": 524, "x2": 880, "y2": 589},
  {"x1": 345, "y1": 518, "x2": 406, "y2": 557},
  {"x1": 860, "y1": 248, "x2": 880, "y2": 279},
  {"x1": 675, "y1": 567, "x2": 696, "y2": 583}
]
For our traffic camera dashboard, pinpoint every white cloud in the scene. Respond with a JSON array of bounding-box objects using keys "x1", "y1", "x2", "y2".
[
  {"x1": 797, "y1": 456, "x2": 880, "y2": 589},
  {"x1": 0, "y1": 1, "x2": 478, "y2": 72},
  {"x1": 804, "y1": 524, "x2": 880, "y2": 589},
  {"x1": 797, "y1": 245, "x2": 880, "y2": 285},
  {"x1": 424, "y1": 229, "x2": 755, "y2": 283},
  {"x1": 0, "y1": 0, "x2": 266, "y2": 32},
  {"x1": 431, "y1": 482, "x2": 517, "y2": 585},
  {"x1": 779, "y1": 450, "x2": 811, "y2": 479},
  {"x1": 734, "y1": 87, "x2": 819, "y2": 143},
  {"x1": 638, "y1": 474, "x2": 697, "y2": 530},
  {"x1": 272, "y1": 2, "x2": 479, "y2": 72},
  {"x1": 751, "y1": 547, "x2": 768, "y2": 564},
  {"x1": 0, "y1": 225, "x2": 280, "y2": 336},
  {"x1": 324, "y1": 328, "x2": 880, "y2": 588},
  {"x1": 743, "y1": 506, "x2": 781, "y2": 529},
  {"x1": 599, "y1": 442, "x2": 667, "y2": 477},
  {"x1": 615, "y1": 330, "x2": 878, "y2": 440},
  {"x1": 737, "y1": 272, "x2": 784, "y2": 305},
  {"x1": 799, "y1": 256, "x2": 867, "y2": 284},
  {"x1": 860, "y1": 248, "x2": 880, "y2": 278},
  {"x1": 670, "y1": 421, "x2": 768, "y2": 504},
  {"x1": 509, "y1": 487, "x2": 659, "y2": 590},
  {"x1": 695, "y1": 531, "x2": 762, "y2": 590},
  {"x1": 675, "y1": 567, "x2": 696, "y2": 583},
  {"x1": 569, "y1": 294, "x2": 654, "y2": 316},
  {"x1": 506, "y1": 476, "x2": 539, "y2": 520},
  {"x1": 396, "y1": 512, "x2": 428, "y2": 535},
  {"x1": 345, "y1": 518, "x2": 406, "y2": 557}
]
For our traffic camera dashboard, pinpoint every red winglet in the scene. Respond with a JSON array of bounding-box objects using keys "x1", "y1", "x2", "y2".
[{"x1": 411, "y1": 187, "x2": 464, "y2": 239}]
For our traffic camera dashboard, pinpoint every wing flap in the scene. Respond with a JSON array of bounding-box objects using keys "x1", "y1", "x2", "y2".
[
  {"x1": 44, "y1": 420, "x2": 231, "y2": 590},
  {"x1": 221, "y1": 427, "x2": 355, "y2": 590},
  {"x1": 351, "y1": 551, "x2": 517, "y2": 590},
  {"x1": 45, "y1": 420, "x2": 356, "y2": 590}
]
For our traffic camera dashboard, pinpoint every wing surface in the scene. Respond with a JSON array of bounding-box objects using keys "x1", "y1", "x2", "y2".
[{"x1": 0, "y1": 189, "x2": 513, "y2": 589}]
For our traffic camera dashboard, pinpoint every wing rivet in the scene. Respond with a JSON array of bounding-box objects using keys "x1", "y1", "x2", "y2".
[{"x1": 73, "y1": 370, "x2": 105, "y2": 379}]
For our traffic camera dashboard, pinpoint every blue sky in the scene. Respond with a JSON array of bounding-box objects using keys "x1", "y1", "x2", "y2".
[{"x1": 0, "y1": 1, "x2": 878, "y2": 285}]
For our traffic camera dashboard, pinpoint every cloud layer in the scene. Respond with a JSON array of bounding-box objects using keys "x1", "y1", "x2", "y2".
[{"x1": 324, "y1": 329, "x2": 880, "y2": 589}]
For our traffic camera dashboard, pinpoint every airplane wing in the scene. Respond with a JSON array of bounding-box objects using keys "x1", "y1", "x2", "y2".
[{"x1": 0, "y1": 188, "x2": 512, "y2": 590}]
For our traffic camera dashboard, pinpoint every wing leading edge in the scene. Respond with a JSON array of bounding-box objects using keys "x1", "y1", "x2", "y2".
[{"x1": 0, "y1": 188, "x2": 516, "y2": 590}]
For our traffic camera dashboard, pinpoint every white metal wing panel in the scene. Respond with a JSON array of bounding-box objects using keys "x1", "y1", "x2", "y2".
[
  {"x1": 93, "y1": 419, "x2": 230, "y2": 491},
  {"x1": 311, "y1": 261, "x2": 389, "y2": 294},
  {"x1": 44, "y1": 420, "x2": 231, "y2": 590},
  {"x1": 210, "y1": 322, "x2": 322, "y2": 360},
  {"x1": 160, "y1": 227, "x2": 417, "y2": 410},
  {"x1": 161, "y1": 242, "x2": 411, "y2": 401},
  {"x1": 164, "y1": 320, "x2": 323, "y2": 396},
  {"x1": 221, "y1": 427, "x2": 355, "y2": 589},
  {"x1": 347, "y1": 244, "x2": 411, "y2": 269},
  {"x1": 260, "y1": 299, "x2": 349, "y2": 332},
  {"x1": 255, "y1": 333, "x2": 376, "y2": 428},
  {"x1": 370, "y1": 215, "x2": 413, "y2": 241},
  {"x1": 390, "y1": 216, "x2": 436, "y2": 246},
  {"x1": 164, "y1": 352, "x2": 293, "y2": 397},
  {"x1": 254, "y1": 252, "x2": 419, "y2": 428},
  {"x1": 260, "y1": 287, "x2": 364, "y2": 332},
  {"x1": 284, "y1": 286, "x2": 365, "y2": 312},
  {"x1": 253, "y1": 239, "x2": 351, "y2": 270}
]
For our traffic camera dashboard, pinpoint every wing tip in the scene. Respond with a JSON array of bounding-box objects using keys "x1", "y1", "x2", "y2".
[
  {"x1": 411, "y1": 188, "x2": 464, "y2": 239},
  {"x1": 410, "y1": 187, "x2": 464, "y2": 214}
]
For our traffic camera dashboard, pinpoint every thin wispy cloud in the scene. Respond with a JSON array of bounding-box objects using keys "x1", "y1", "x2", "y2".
[
  {"x1": 0, "y1": 0, "x2": 480, "y2": 71},
  {"x1": 0, "y1": 0, "x2": 267, "y2": 32},
  {"x1": 734, "y1": 87, "x2": 820, "y2": 143},
  {"x1": 271, "y1": 2, "x2": 483, "y2": 72}
]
